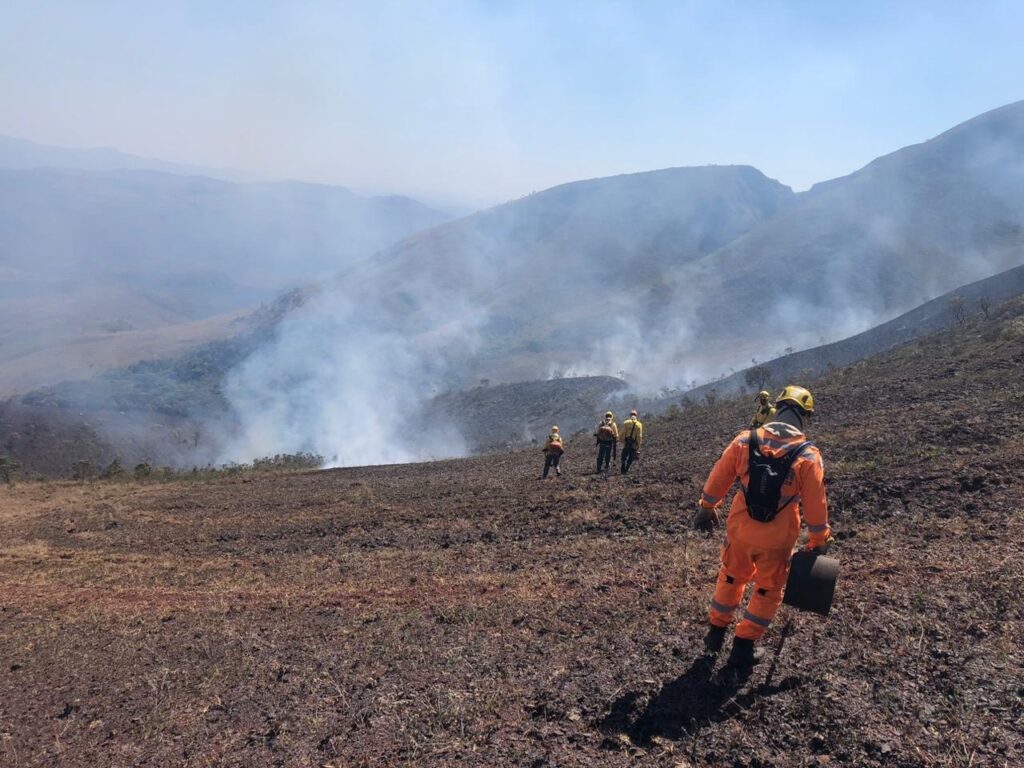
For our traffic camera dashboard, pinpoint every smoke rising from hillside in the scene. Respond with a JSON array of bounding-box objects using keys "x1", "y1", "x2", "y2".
[
  {"x1": 218, "y1": 115, "x2": 1024, "y2": 466},
  {"x1": 220, "y1": 288, "x2": 485, "y2": 467}
]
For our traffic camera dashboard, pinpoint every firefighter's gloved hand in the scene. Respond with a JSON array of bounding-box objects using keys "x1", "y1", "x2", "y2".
[
  {"x1": 693, "y1": 504, "x2": 721, "y2": 533},
  {"x1": 806, "y1": 534, "x2": 836, "y2": 556}
]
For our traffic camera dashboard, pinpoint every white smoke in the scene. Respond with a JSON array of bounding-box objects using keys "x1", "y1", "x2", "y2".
[{"x1": 220, "y1": 288, "x2": 484, "y2": 467}]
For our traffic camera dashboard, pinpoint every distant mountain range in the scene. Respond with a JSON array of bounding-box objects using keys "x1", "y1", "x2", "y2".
[
  {"x1": 0, "y1": 168, "x2": 453, "y2": 315},
  {"x1": 344, "y1": 101, "x2": 1024, "y2": 387},
  {"x1": 3, "y1": 102, "x2": 1024, "y2": 468},
  {"x1": 0, "y1": 133, "x2": 240, "y2": 179},
  {"x1": 0, "y1": 145, "x2": 455, "y2": 394}
]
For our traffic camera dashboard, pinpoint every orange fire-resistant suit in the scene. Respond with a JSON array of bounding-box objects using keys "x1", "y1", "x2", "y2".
[{"x1": 699, "y1": 421, "x2": 830, "y2": 640}]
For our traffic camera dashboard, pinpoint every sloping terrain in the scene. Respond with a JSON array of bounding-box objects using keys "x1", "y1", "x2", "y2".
[
  {"x1": 1, "y1": 291, "x2": 313, "y2": 474},
  {"x1": 423, "y1": 375, "x2": 628, "y2": 452},
  {"x1": 0, "y1": 167, "x2": 451, "y2": 392},
  {"x1": 681, "y1": 260, "x2": 1024, "y2": 404},
  {"x1": 0, "y1": 401, "x2": 216, "y2": 478},
  {"x1": 673, "y1": 101, "x2": 1024, "y2": 354},
  {"x1": 262, "y1": 101, "x2": 1024, "y2": 388},
  {"x1": 5, "y1": 101, "x2": 1024, "y2": 472},
  {"x1": 1, "y1": 297, "x2": 1021, "y2": 766},
  {"x1": 0, "y1": 296, "x2": 251, "y2": 397},
  {"x1": 0, "y1": 134, "x2": 237, "y2": 179},
  {"x1": 340, "y1": 164, "x2": 794, "y2": 382},
  {"x1": 0, "y1": 168, "x2": 450, "y2": 317}
]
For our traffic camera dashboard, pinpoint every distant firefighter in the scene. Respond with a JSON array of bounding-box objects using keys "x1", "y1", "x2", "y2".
[
  {"x1": 542, "y1": 426, "x2": 564, "y2": 478},
  {"x1": 750, "y1": 390, "x2": 777, "y2": 428},
  {"x1": 593, "y1": 411, "x2": 619, "y2": 473},
  {"x1": 620, "y1": 409, "x2": 643, "y2": 474},
  {"x1": 693, "y1": 385, "x2": 834, "y2": 673}
]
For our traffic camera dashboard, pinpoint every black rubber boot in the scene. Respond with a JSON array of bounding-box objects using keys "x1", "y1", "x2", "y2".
[
  {"x1": 704, "y1": 625, "x2": 727, "y2": 654},
  {"x1": 726, "y1": 637, "x2": 764, "y2": 669}
]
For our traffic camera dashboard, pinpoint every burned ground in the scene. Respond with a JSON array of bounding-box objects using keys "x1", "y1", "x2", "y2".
[{"x1": 1, "y1": 303, "x2": 1023, "y2": 766}]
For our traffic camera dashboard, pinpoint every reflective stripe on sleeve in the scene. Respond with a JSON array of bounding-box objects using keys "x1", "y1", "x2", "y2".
[
  {"x1": 700, "y1": 492, "x2": 721, "y2": 506},
  {"x1": 807, "y1": 522, "x2": 829, "y2": 533}
]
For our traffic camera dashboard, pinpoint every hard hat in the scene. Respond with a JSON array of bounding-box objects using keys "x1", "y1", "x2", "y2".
[
  {"x1": 776, "y1": 385, "x2": 814, "y2": 414},
  {"x1": 630, "y1": 409, "x2": 638, "y2": 416},
  {"x1": 604, "y1": 411, "x2": 613, "y2": 418},
  {"x1": 758, "y1": 390, "x2": 771, "y2": 399},
  {"x1": 551, "y1": 426, "x2": 559, "y2": 432}
]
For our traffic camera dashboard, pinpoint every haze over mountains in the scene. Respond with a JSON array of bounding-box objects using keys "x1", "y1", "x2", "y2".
[
  {"x1": 0, "y1": 133, "x2": 237, "y2": 179},
  {"x1": 3, "y1": 101, "x2": 1024, "y2": 470},
  {"x1": 0, "y1": 141, "x2": 455, "y2": 394},
  {"x1": 677, "y1": 100, "x2": 1024, "y2": 349},
  {"x1": 223, "y1": 100, "x2": 1024, "y2": 464},
  {"x1": 282, "y1": 100, "x2": 1024, "y2": 393}
]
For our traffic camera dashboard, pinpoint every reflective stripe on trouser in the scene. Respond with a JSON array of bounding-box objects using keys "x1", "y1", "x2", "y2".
[{"x1": 708, "y1": 538, "x2": 792, "y2": 640}]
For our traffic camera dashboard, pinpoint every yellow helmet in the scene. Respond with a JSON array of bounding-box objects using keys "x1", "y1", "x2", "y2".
[
  {"x1": 757, "y1": 390, "x2": 771, "y2": 400},
  {"x1": 776, "y1": 385, "x2": 814, "y2": 414},
  {"x1": 604, "y1": 411, "x2": 614, "y2": 419},
  {"x1": 551, "y1": 426, "x2": 559, "y2": 432}
]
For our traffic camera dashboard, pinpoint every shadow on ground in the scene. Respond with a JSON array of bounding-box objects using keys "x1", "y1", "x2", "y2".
[{"x1": 599, "y1": 653, "x2": 804, "y2": 748}]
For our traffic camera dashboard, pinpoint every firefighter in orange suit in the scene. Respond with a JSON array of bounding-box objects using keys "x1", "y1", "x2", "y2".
[{"x1": 692, "y1": 385, "x2": 834, "y2": 670}]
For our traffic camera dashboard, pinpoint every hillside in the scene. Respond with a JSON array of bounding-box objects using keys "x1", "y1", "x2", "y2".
[
  {"x1": 1, "y1": 292, "x2": 1021, "y2": 766},
  {"x1": 342, "y1": 164, "x2": 795, "y2": 382},
  {"x1": 7, "y1": 101, "x2": 1024, "y2": 468},
  {"x1": 0, "y1": 168, "x2": 451, "y2": 316},
  {"x1": 317, "y1": 102, "x2": 1024, "y2": 386},
  {"x1": 0, "y1": 133, "x2": 236, "y2": 179},
  {"x1": 423, "y1": 375, "x2": 629, "y2": 452},
  {"x1": 0, "y1": 284, "x2": 253, "y2": 397},
  {"x1": 681, "y1": 261, "x2": 1024, "y2": 404},
  {"x1": 672, "y1": 100, "x2": 1024, "y2": 356},
  {"x1": 0, "y1": 167, "x2": 452, "y2": 393}
]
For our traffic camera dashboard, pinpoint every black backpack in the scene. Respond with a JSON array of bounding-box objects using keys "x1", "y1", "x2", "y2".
[{"x1": 744, "y1": 428, "x2": 812, "y2": 522}]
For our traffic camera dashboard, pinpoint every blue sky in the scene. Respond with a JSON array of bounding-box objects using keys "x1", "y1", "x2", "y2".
[{"x1": 1, "y1": 1, "x2": 1022, "y2": 205}]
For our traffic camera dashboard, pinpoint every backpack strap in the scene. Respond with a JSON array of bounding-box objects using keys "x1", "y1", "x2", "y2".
[
  {"x1": 749, "y1": 430, "x2": 812, "y2": 484},
  {"x1": 780, "y1": 440, "x2": 813, "y2": 479}
]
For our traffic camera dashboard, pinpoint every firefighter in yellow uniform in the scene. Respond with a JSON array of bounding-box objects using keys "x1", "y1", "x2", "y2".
[
  {"x1": 542, "y1": 426, "x2": 564, "y2": 479},
  {"x1": 594, "y1": 411, "x2": 619, "y2": 473},
  {"x1": 620, "y1": 409, "x2": 643, "y2": 474},
  {"x1": 751, "y1": 390, "x2": 776, "y2": 427}
]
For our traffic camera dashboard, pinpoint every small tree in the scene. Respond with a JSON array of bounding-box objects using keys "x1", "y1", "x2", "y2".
[
  {"x1": 72, "y1": 460, "x2": 96, "y2": 482},
  {"x1": 949, "y1": 295, "x2": 968, "y2": 328},
  {"x1": 744, "y1": 365, "x2": 771, "y2": 392},
  {"x1": 99, "y1": 458, "x2": 126, "y2": 480},
  {"x1": 978, "y1": 295, "x2": 992, "y2": 320},
  {"x1": 0, "y1": 456, "x2": 18, "y2": 485}
]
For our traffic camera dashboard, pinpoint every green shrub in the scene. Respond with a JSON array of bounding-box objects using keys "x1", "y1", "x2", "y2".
[{"x1": 99, "y1": 458, "x2": 127, "y2": 480}]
